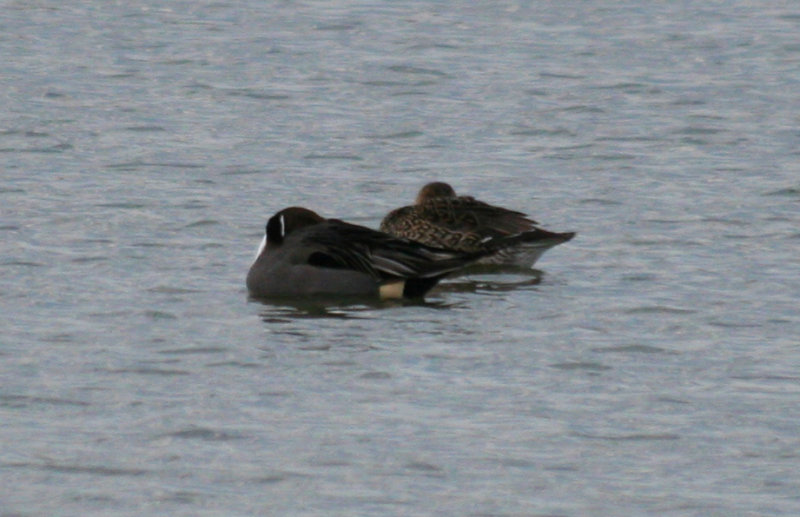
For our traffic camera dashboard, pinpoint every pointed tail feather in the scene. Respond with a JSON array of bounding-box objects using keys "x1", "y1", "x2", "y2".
[{"x1": 480, "y1": 229, "x2": 575, "y2": 268}]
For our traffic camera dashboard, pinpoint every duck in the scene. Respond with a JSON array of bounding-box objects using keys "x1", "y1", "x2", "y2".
[
  {"x1": 246, "y1": 206, "x2": 493, "y2": 300},
  {"x1": 379, "y1": 182, "x2": 575, "y2": 269}
]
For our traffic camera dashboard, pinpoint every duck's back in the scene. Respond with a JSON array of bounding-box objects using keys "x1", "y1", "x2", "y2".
[{"x1": 380, "y1": 196, "x2": 536, "y2": 252}]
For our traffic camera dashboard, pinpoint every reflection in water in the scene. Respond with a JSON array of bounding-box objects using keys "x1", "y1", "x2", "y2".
[
  {"x1": 436, "y1": 270, "x2": 543, "y2": 294},
  {"x1": 255, "y1": 296, "x2": 460, "y2": 322},
  {"x1": 251, "y1": 271, "x2": 542, "y2": 321}
]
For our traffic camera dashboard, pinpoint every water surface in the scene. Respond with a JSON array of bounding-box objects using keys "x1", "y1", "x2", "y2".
[{"x1": 2, "y1": 1, "x2": 800, "y2": 515}]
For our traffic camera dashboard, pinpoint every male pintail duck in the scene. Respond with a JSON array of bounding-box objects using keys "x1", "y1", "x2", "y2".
[
  {"x1": 247, "y1": 206, "x2": 494, "y2": 299},
  {"x1": 380, "y1": 182, "x2": 575, "y2": 269}
]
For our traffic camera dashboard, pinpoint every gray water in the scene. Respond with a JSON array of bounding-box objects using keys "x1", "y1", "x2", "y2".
[{"x1": 2, "y1": 1, "x2": 800, "y2": 515}]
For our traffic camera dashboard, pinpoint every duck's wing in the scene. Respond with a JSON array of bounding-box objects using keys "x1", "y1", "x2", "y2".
[
  {"x1": 300, "y1": 220, "x2": 483, "y2": 280},
  {"x1": 380, "y1": 197, "x2": 542, "y2": 252},
  {"x1": 418, "y1": 196, "x2": 539, "y2": 236}
]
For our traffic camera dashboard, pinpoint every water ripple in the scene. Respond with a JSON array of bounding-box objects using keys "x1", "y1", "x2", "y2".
[
  {"x1": 386, "y1": 64, "x2": 448, "y2": 77},
  {"x1": 403, "y1": 461, "x2": 445, "y2": 477},
  {"x1": 550, "y1": 361, "x2": 612, "y2": 372},
  {"x1": 31, "y1": 462, "x2": 148, "y2": 476},
  {"x1": 184, "y1": 219, "x2": 219, "y2": 228},
  {"x1": 226, "y1": 89, "x2": 291, "y2": 101},
  {"x1": 0, "y1": 188, "x2": 25, "y2": 195},
  {"x1": 1, "y1": 143, "x2": 72, "y2": 153},
  {"x1": 765, "y1": 186, "x2": 800, "y2": 197},
  {"x1": 360, "y1": 371, "x2": 392, "y2": 380},
  {"x1": 592, "y1": 344, "x2": 675, "y2": 354},
  {"x1": 107, "y1": 160, "x2": 204, "y2": 170},
  {"x1": 147, "y1": 286, "x2": 201, "y2": 294},
  {"x1": 1, "y1": 260, "x2": 45, "y2": 267},
  {"x1": 509, "y1": 126, "x2": 576, "y2": 137},
  {"x1": 143, "y1": 310, "x2": 177, "y2": 320},
  {"x1": 303, "y1": 153, "x2": 363, "y2": 161},
  {"x1": 0, "y1": 394, "x2": 90, "y2": 408},
  {"x1": 315, "y1": 22, "x2": 361, "y2": 31},
  {"x1": 158, "y1": 346, "x2": 228, "y2": 355},
  {"x1": 124, "y1": 125, "x2": 166, "y2": 132},
  {"x1": 575, "y1": 432, "x2": 680, "y2": 442},
  {"x1": 161, "y1": 426, "x2": 245, "y2": 441},
  {"x1": 103, "y1": 367, "x2": 190, "y2": 376},
  {"x1": 368, "y1": 130, "x2": 424, "y2": 139},
  {"x1": 625, "y1": 305, "x2": 696, "y2": 315}
]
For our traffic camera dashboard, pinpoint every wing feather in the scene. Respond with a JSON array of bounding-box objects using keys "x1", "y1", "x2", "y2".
[{"x1": 300, "y1": 219, "x2": 480, "y2": 280}]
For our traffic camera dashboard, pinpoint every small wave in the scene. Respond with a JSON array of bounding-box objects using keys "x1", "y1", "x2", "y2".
[
  {"x1": 593, "y1": 344, "x2": 674, "y2": 354},
  {"x1": 1, "y1": 260, "x2": 44, "y2": 267},
  {"x1": 143, "y1": 310, "x2": 177, "y2": 320},
  {"x1": 625, "y1": 305, "x2": 696, "y2": 315},
  {"x1": 124, "y1": 125, "x2": 166, "y2": 132},
  {"x1": 147, "y1": 286, "x2": 201, "y2": 294},
  {"x1": 70, "y1": 256, "x2": 108, "y2": 264},
  {"x1": 96, "y1": 201, "x2": 148, "y2": 209},
  {"x1": 575, "y1": 432, "x2": 680, "y2": 441},
  {"x1": 303, "y1": 153, "x2": 363, "y2": 161},
  {"x1": 184, "y1": 219, "x2": 219, "y2": 228},
  {"x1": 0, "y1": 394, "x2": 90, "y2": 408},
  {"x1": 550, "y1": 361, "x2": 611, "y2": 371},
  {"x1": 104, "y1": 367, "x2": 190, "y2": 376},
  {"x1": 765, "y1": 186, "x2": 800, "y2": 197},
  {"x1": 558, "y1": 105, "x2": 605, "y2": 114},
  {"x1": 360, "y1": 371, "x2": 392, "y2": 380},
  {"x1": 591, "y1": 152, "x2": 637, "y2": 161},
  {"x1": 509, "y1": 127, "x2": 575, "y2": 137},
  {"x1": 539, "y1": 72, "x2": 585, "y2": 80},
  {"x1": 158, "y1": 346, "x2": 228, "y2": 355},
  {"x1": 368, "y1": 130, "x2": 423, "y2": 140},
  {"x1": 226, "y1": 89, "x2": 290, "y2": 101},
  {"x1": 387, "y1": 64, "x2": 448, "y2": 77},
  {"x1": 578, "y1": 197, "x2": 622, "y2": 206},
  {"x1": 107, "y1": 160, "x2": 204, "y2": 170},
  {"x1": 161, "y1": 426, "x2": 245, "y2": 441},
  {"x1": 38, "y1": 463, "x2": 147, "y2": 476},
  {"x1": 404, "y1": 461, "x2": 445, "y2": 476},
  {"x1": 673, "y1": 126, "x2": 726, "y2": 135}
]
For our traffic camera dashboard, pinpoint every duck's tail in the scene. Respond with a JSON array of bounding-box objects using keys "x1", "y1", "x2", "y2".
[{"x1": 481, "y1": 229, "x2": 575, "y2": 268}]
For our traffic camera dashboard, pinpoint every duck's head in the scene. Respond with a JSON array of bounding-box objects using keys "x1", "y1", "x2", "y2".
[
  {"x1": 265, "y1": 206, "x2": 325, "y2": 245},
  {"x1": 416, "y1": 181, "x2": 457, "y2": 204}
]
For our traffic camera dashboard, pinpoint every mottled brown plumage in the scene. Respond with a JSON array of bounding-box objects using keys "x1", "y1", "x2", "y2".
[{"x1": 380, "y1": 182, "x2": 575, "y2": 268}]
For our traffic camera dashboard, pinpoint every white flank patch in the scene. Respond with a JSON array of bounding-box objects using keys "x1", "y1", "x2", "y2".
[
  {"x1": 279, "y1": 214, "x2": 286, "y2": 238},
  {"x1": 379, "y1": 281, "x2": 405, "y2": 299}
]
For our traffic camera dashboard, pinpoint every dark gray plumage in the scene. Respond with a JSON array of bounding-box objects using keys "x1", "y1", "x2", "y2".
[{"x1": 247, "y1": 206, "x2": 491, "y2": 299}]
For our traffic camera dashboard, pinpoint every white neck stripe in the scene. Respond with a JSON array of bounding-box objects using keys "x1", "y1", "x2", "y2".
[{"x1": 254, "y1": 235, "x2": 267, "y2": 261}]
